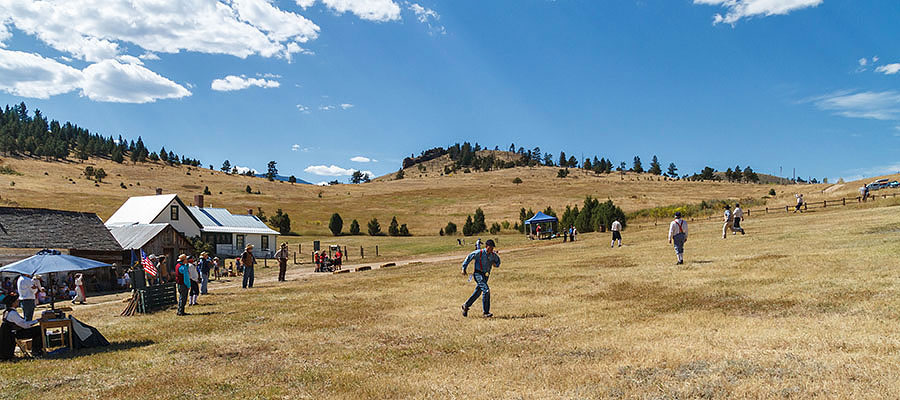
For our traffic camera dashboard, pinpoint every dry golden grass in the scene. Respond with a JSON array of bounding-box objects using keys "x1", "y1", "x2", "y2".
[
  {"x1": 4, "y1": 155, "x2": 893, "y2": 237},
  {"x1": 3, "y1": 200, "x2": 900, "y2": 399}
]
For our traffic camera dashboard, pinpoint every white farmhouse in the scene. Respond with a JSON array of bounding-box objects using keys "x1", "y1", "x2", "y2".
[{"x1": 105, "y1": 193, "x2": 202, "y2": 237}]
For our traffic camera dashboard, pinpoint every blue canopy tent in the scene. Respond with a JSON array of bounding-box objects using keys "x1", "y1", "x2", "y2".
[
  {"x1": 524, "y1": 212, "x2": 558, "y2": 238},
  {"x1": 0, "y1": 249, "x2": 110, "y2": 309}
]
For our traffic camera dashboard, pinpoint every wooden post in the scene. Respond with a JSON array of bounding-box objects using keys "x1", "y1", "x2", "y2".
[
  {"x1": 360, "y1": 246, "x2": 364, "y2": 259},
  {"x1": 765, "y1": 207, "x2": 768, "y2": 214},
  {"x1": 842, "y1": 198, "x2": 845, "y2": 206},
  {"x1": 747, "y1": 209, "x2": 750, "y2": 217},
  {"x1": 293, "y1": 252, "x2": 296, "y2": 265},
  {"x1": 344, "y1": 246, "x2": 348, "y2": 260},
  {"x1": 785, "y1": 205, "x2": 789, "y2": 212},
  {"x1": 823, "y1": 200, "x2": 826, "y2": 208},
  {"x1": 376, "y1": 245, "x2": 379, "y2": 257}
]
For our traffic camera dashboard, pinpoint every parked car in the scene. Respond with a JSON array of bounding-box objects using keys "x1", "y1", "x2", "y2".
[{"x1": 890, "y1": 181, "x2": 900, "y2": 188}]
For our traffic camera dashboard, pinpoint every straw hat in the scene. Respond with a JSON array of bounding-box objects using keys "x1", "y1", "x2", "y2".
[
  {"x1": 246, "y1": 244, "x2": 254, "y2": 250},
  {"x1": 178, "y1": 254, "x2": 187, "y2": 261}
]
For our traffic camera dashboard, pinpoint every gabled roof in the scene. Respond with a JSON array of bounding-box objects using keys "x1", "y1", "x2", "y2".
[
  {"x1": 0, "y1": 207, "x2": 123, "y2": 252},
  {"x1": 107, "y1": 223, "x2": 169, "y2": 250},
  {"x1": 187, "y1": 207, "x2": 280, "y2": 235},
  {"x1": 105, "y1": 194, "x2": 202, "y2": 228}
]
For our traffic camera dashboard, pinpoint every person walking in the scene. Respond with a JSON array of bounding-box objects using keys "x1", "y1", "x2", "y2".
[
  {"x1": 175, "y1": 255, "x2": 190, "y2": 316},
  {"x1": 198, "y1": 252, "x2": 211, "y2": 295},
  {"x1": 460, "y1": 239, "x2": 501, "y2": 318},
  {"x1": 722, "y1": 204, "x2": 733, "y2": 239},
  {"x1": 611, "y1": 219, "x2": 623, "y2": 247},
  {"x1": 475, "y1": 238, "x2": 482, "y2": 250},
  {"x1": 15, "y1": 273, "x2": 37, "y2": 320},
  {"x1": 571, "y1": 226, "x2": 577, "y2": 241},
  {"x1": 275, "y1": 243, "x2": 289, "y2": 282},
  {"x1": 668, "y1": 212, "x2": 688, "y2": 265},
  {"x1": 187, "y1": 256, "x2": 200, "y2": 305},
  {"x1": 732, "y1": 203, "x2": 745, "y2": 235},
  {"x1": 241, "y1": 245, "x2": 256, "y2": 289},
  {"x1": 794, "y1": 194, "x2": 804, "y2": 213},
  {"x1": 71, "y1": 273, "x2": 86, "y2": 305}
]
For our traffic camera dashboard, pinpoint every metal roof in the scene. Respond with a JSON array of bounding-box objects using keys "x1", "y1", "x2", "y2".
[
  {"x1": 107, "y1": 223, "x2": 168, "y2": 250},
  {"x1": 187, "y1": 207, "x2": 280, "y2": 235}
]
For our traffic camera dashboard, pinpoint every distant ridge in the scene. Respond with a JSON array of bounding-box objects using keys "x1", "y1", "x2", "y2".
[{"x1": 254, "y1": 173, "x2": 311, "y2": 184}]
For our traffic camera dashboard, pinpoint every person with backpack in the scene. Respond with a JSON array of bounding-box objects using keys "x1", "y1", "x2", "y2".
[
  {"x1": 240, "y1": 245, "x2": 256, "y2": 289},
  {"x1": 175, "y1": 254, "x2": 190, "y2": 316},
  {"x1": 668, "y1": 212, "x2": 688, "y2": 265},
  {"x1": 460, "y1": 239, "x2": 501, "y2": 318}
]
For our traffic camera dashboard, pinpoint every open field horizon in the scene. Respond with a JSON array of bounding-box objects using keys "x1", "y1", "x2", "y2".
[{"x1": 3, "y1": 200, "x2": 900, "y2": 398}]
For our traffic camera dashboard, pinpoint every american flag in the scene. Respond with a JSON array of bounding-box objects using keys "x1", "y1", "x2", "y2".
[{"x1": 141, "y1": 250, "x2": 158, "y2": 277}]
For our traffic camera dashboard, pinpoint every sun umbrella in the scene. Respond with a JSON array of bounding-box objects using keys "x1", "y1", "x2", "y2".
[{"x1": 0, "y1": 249, "x2": 111, "y2": 310}]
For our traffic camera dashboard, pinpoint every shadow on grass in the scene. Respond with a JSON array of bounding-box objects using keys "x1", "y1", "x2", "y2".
[
  {"x1": 492, "y1": 313, "x2": 547, "y2": 320},
  {"x1": 691, "y1": 260, "x2": 713, "y2": 264},
  {"x1": 44, "y1": 339, "x2": 155, "y2": 360}
]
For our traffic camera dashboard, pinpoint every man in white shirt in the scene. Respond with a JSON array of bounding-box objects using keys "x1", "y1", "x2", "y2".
[
  {"x1": 16, "y1": 274, "x2": 38, "y2": 321},
  {"x1": 610, "y1": 219, "x2": 623, "y2": 248},
  {"x1": 668, "y1": 212, "x2": 688, "y2": 265},
  {"x1": 732, "y1": 203, "x2": 745, "y2": 235}
]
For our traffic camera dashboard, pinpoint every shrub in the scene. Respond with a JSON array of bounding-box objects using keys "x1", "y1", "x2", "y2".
[
  {"x1": 489, "y1": 222, "x2": 501, "y2": 234},
  {"x1": 557, "y1": 168, "x2": 568, "y2": 178},
  {"x1": 501, "y1": 221, "x2": 510, "y2": 230},
  {"x1": 367, "y1": 218, "x2": 382, "y2": 236},
  {"x1": 204, "y1": 186, "x2": 212, "y2": 195},
  {"x1": 473, "y1": 208, "x2": 486, "y2": 234},
  {"x1": 462, "y1": 215, "x2": 475, "y2": 236},
  {"x1": 349, "y1": 219, "x2": 361, "y2": 235},
  {"x1": 94, "y1": 168, "x2": 107, "y2": 182},
  {"x1": 512, "y1": 177, "x2": 523, "y2": 185},
  {"x1": 245, "y1": 185, "x2": 252, "y2": 193},
  {"x1": 329, "y1": 213, "x2": 343, "y2": 236},
  {"x1": 399, "y1": 224, "x2": 410, "y2": 236},
  {"x1": 768, "y1": 188, "x2": 776, "y2": 196},
  {"x1": 395, "y1": 169, "x2": 405, "y2": 180},
  {"x1": 445, "y1": 221, "x2": 457, "y2": 235},
  {"x1": 439, "y1": 228, "x2": 445, "y2": 236},
  {"x1": 83, "y1": 166, "x2": 94, "y2": 179},
  {"x1": 269, "y1": 209, "x2": 292, "y2": 234}
]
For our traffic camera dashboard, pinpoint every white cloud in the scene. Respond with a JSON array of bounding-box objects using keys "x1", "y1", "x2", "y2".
[
  {"x1": 0, "y1": 48, "x2": 83, "y2": 98},
  {"x1": 0, "y1": 0, "x2": 320, "y2": 62},
  {"x1": 139, "y1": 52, "x2": 160, "y2": 60},
  {"x1": 409, "y1": 3, "x2": 445, "y2": 35},
  {"x1": 873, "y1": 56, "x2": 880, "y2": 63},
  {"x1": 81, "y1": 59, "x2": 191, "y2": 103},
  {"x1": 260, "y1": 73, "x2": 282, "y2": 79},
  {"x1": 211, "y1": 75, "x2": 280, "y2": 91},
  {"x1": 351, "y1": 156, "x2": 371, "y2": 162},
  {"x1": 875, "y1": 63, "x2": 900, "y2": 75},
  {"x1": 340, "y1": 103, "x2": 354, "y2": 109},
  {"x1": 858, "y1": 58, "x2": 868, "y2": 67},
  {"x1": 304, "y1": 164, "x2": 371, "y2": 177},
  {"x1": 319, "y1": 105, "x2": 336, "y2": 111},
  {"x1": 233, "y1": 165, "x2": 258, "y2": 175},
  {"x1": 840, "y1": 162, "x2": 900, "y2": 182},
  {"x1": 0, "y1": 23, "x2": 10, "y2": 46},
  {"x1": 116, "y1": 55, "x2": 143, "y2": 65},
  {"x1": 812, "y1": 90, "x2": 900, "y2": 121},
  {"x1": 296, "y1": 104, "x2": 310, "y2": 113},
  {"x1": 316, "y1": 0, "x2": 401, "y2": 22},
  {"x1": 292, "y1": 144, "x2": 301, "y2": 151},
  {"x1": 694, "y1": 0, "x2": 823, "y2": 25}
]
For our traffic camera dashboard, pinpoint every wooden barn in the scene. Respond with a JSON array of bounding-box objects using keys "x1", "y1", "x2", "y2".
[
  {"x1": 0, "y1": 206, "x2": 124, "y2": 292},
  {"x1": 107, "y1": 223, "x2": 193, "y2": 279}
]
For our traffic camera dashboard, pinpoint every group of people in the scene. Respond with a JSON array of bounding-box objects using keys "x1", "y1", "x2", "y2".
[
  {"x1": 722, "y1": 203, "x2": 746, "y2": 238},
  {"x1": 313, "y1": 248, "x2": 342, "y2": 273},
  {"x1": 174, "y1": 251, "x2": 216, "y2": 316},
  {"x1": 1, "y1": 272, "x2": 87, "y2": 310}
]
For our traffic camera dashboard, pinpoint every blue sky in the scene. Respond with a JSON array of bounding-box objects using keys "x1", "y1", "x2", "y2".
[{"x1": 1, "y1": 0, "x2": 900, "y2": 183}]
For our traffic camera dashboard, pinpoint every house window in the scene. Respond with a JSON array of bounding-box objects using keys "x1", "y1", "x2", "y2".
[
  {"x1": 170, "y1": 205, "x2": 179, "y2": 220},
  {"x1": 261, "y1": 235, "x2": 269, "y2": 250},
  {"x1": 236, "y1": 235, "x2": 245, "y2": 251}
]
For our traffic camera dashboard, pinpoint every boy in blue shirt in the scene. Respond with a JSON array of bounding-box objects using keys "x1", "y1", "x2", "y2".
[{"x1": 461, "y1": 239, "x2": 501, "y2": 318}]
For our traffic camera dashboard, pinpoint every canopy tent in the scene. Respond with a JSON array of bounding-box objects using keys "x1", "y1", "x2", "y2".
[
  {"x1": 0, "y1": 249, "x2": 110, "y2": 309},
  {"x1": 524, "y1": 212, "x2": 559, "y2": 236}
]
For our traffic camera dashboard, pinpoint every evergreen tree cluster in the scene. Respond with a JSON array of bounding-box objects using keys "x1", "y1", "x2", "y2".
[
  {"x1": 0, "y1": 102, "x2": 203, "y2": 167},
  {"x1": 559, "y1": 197, "x2": 627, "y2": 233},
  {"x1": 462, "y1": 207, "x2": 487, "y2": 236},
  {"x1": 687, "y1": 165, "x2": 760, "y2": 183}
]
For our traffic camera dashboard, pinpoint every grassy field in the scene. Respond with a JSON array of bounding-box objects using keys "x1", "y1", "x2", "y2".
[
  {"x1": 3, "y1": 199, "x2": 900, "y2": 398},
  {"x1": 4, "y1": 155, "x2": 888, "y2": 236}
]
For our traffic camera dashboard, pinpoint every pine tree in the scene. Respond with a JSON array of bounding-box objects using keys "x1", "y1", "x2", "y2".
[
  {"x1": 329, "y1": 213, "x2": 343, "y2": 236},
  {"x1": 473, "y1": 208, "x2": 486, "y2": 233},
  {"x1": 667, "y1": 162, "x2": 678, "y2": 178},
  {"x1": 112, "y1": 148, "x2": 124, "y2": 163},
  {"x1": 462, "y1": 215, "x2": 475, "y2": 236},
  {"x1": 632, "y1": 156, "x2": 643, "y2": 173},
  {"x1": 159, "y1": 147, "x2": 168, "y2": 162},
  {"x1": 349, "y1": 219, "x2": 361, "y2": 235},
  {"x1": 648, "y1": 155, "x2": 662, "y2": 175},
  {"x1": 367, "y1": 218, "x2": 382, "y2": 236},
  {"x1": 221, "y1": 160, "x2": 231, "y2": 172},
  {"x1": 266, "y1": 161, "x2": 278, "y2": 181},
  {"x1": 388, "y1": 216, "x2": 400, "y2": 236}
]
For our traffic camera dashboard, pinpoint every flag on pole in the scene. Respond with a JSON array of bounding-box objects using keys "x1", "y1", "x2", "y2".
[{"x1": 141, "y1": 250, "x2": 158, "y2": 277}]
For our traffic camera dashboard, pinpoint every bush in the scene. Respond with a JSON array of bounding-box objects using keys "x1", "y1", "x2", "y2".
[
  {"x1": 395, "y1": 169, "x2": 405, "y2": 180},
  {"x1": 94, "y1": 168, "x2": 107, "y2": 182},
  {"x1": 768, "y1": 188, "x2": 776, "y2": 196},
  {"x1": 83, "y1": 166, "x2": 94, "y2": 179},
  {"x1": 329, "y1": 213, "x2": 343, "y2": 236},
  {"x1": 399, "y1": 224, "x2": 410, "y2": 236},
  {"x1": 439, "y1": 228, "x2": 445, "y2": 236},
  {"x1": 445, "y1": 221, "x2": 457, "y2": 235},
  {"x1": 489, "y1": 222, "x2": 501, "y2": 234},
  {"x1": 557, "y1": 168, "x2": 568, "y2": 178},
  {"x1": 245, "y1": 185, "x2": 252, "y2": 194},
  {"x1": 349, "y1": 219, "x2": 361, "y2": 235},
  {"x1": 473, "y1": 208, "x2": 486, "y2": 234},
  {"x1": 388, "y1": 216, "x2": 400, "y2": 236},
  {"x1": 269, "y1": 209, "x2": 292, "y2": 234},
  {"x1": 204, "y1": 186, "x2": 212, "y2": 195},
  {"x1": 367, "y1": 218, "x2": 382, "y2": 236},
  {"x1": 512, "y1": 177, "x2": 523, "y2": 185}
]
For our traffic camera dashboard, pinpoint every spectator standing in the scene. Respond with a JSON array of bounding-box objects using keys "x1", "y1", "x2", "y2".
[
  {"x1": 460, "y1": 239, "x2": 501, "y2": 318},
  {"x1": 241, "y1": 245, "x2": 257, "y2": 289},
  {"x1": 15, "y1": 273, "x2": 37, "y2": 320},
  {"x1": 198, "y1": 252, "x2": 211, "y2": 294},
  {"x1": 1, "y1": 277, "x2": 12, "y2": 294},
  {"x1": 275, "y1": 243, "x2": 289, "y2": 282},
  {"x1": 187, "y1": 256, "x2": 200, "y2": 305},
  {"x1": 313, "y1": 251, "x2": 321, "y2": 272},
  {"x1": 212, "y1": 257, "x2": 220, "y2": 281},
  {"x1": 175, "y1": 255, "x2": 190, "y2": 316},
  {"x1": 722, "y1": 205, "x2": 733, "y2": 239},
  {"x1": 732, "y1": 203, "x2": 746, "y2": 235},
  {"x1": 71, "y1": 273, "x2": 87, "y2": 305},
  {"x1": 611, "y1": 219, "x2": 623, "y2": 248},
  {"x1": 668, "y1": 212, "x2": 688, "y2": 265}
]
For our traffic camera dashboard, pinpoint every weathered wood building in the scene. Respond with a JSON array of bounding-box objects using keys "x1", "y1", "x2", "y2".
[{"x1": 107, "y1": 223, "x2": 193, "y2": 279}]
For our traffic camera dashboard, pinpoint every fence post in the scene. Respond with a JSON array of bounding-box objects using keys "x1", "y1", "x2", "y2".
[
  {"x1": 785, "y1": 205, "x2": 789, "y2": 212},
  {"x1": 823, "y1": 200, "x2": 826, "y2": 208},
  {"x1": 376, "y1": 245, "x2": 379, "y2": 257},
  {"x1": 804, "y1": 203, "x2": 807, "y2": 211},
  {"x1": 765, "y1": 207, "x2": 768, "y2": 214},
  {"x1": 843, "y1": 198, "x2": 845, "y2": 206},
  {"x1": 344, "y1": 246, "x2": 348, "y2": 260},
  {"x1": 360, "y1": 246, "x2": 364, "y2": 259},
  {"x1": 747, "y1": 209, "x2": 750, "y2": 217},
  {"x1": 293, "y1": 252, "x2": 296, "y2": 265}
]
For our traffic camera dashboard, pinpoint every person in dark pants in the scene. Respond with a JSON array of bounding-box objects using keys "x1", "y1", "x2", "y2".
[
  {"x1": 1, "y1": 293, "x2": 43, "y2": 358},
  {"x1": 175, "y1": 254, "x2": 190, "y2": 316},
  {"x1": 668, "y1": 212, "x2": 688, "y2": 265},
  {"x1": 240, "y1": 245, "x2": 256, "y2": 288},
  {"x1": 461, "y1": 239, "x2": 501, "y2": 318},
  {"x1": 275, "y1": 243, "x2": 289, "y2": 282}
]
